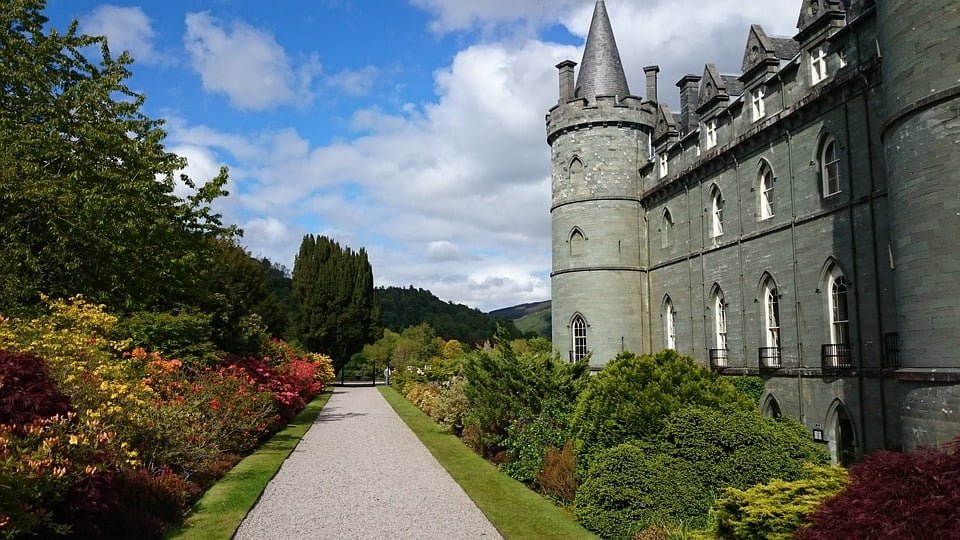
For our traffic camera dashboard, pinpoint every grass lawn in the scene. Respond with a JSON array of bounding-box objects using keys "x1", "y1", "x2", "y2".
[
  {"x1": 379, "y1": 386, "x2": 598, "y2": 540},
  {"x1": 165, "y1": 390, "x2": 333, "y2": 540}
]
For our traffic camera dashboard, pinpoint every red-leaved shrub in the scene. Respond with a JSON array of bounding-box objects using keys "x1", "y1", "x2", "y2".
[
  {"x1": 0, "y1": 351, "x2": 72, "y2": 428},
  {"x1": 797, "y1": 437, "x2": 960, "y2": 539}
]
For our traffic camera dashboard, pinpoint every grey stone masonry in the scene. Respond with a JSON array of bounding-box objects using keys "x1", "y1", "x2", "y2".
[{"x1": 547, "y1": 0, "x2": 960, "y2": 460}]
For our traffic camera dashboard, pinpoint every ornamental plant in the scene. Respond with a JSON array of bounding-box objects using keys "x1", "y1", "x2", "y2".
[
  {"x1": 797, "y1": 438, "x2": 960, "y2": 539},
  {"x1": 711, "y1": 464, "x2": 847, "y2": 539},
  {"x1": 571, "y1": 350, "x2": 752, "y2": 472}
]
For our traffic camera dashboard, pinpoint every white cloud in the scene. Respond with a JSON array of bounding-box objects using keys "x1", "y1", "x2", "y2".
[
  {"x1": 166, "y1": 1, "x2": 804, "y2": 311},
  {"x1": 168, "y1": 144, "x2": 221, "y2": 198},
  {"x1": 80, "y1": 5, "x2": 169, "y2": 65},
  {"x1": 326, "y1": 66, "x2": 381, "y2": 97},
  {"x1": 183, "y1": 12, "x2": 320, "y2": 111}
]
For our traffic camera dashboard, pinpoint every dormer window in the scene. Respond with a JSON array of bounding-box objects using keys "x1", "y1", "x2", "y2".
[
  {"x1": 810, "y1": 45, "x2": 828, "y2": 85},
  {"x1": 751, "y1": 88, "x2": 765, "y2": 122},
  {"x1": 705, "y1": 119, "x2": 717, "y2": 149},
  {"x1": 659, "y1": 153, "x2": 668, "y2": 178}
]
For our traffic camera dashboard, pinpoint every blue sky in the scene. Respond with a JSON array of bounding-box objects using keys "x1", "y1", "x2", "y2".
[{"x1": 41, "y1": 0, "x2": 800, "y2": 312}]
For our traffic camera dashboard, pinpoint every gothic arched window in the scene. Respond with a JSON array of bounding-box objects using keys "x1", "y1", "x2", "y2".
[
  {"x1": 571, "y1": 314, "x2": 588, "y2": 361},
  {"x1": 569, "y1": 157, "x2": 584, "y2": 187},
  {"x1": 570, "y1": 228, "x2": 585, "y2": 257},
  {"x1": 820, "y1": 135, "x2": 841, "y2": 197},
  {"x1": 758, "y1": 161, "x2": 775, "y2": 220},
  {"x1": 709, "y1": 186, "x2": 724, "y2": 238},
  {"x1": 661, "y1": 209, "x2": 674, "y2": 249},
  {"x1": 663, "y1": 296, "x2": 677, "y2": 350}
]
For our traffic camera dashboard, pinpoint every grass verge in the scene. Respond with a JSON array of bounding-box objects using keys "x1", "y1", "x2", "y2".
[
  {"x1": 379, "y1": 386, "x2": 598, "y2": 540},
  {"x1": 165, "y1": 390, "x2": 333, "y2": 540}
]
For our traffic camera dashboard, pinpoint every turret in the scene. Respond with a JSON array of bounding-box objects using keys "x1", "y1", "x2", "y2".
[
  {"x1": 877, "y1": 0, "x2": 960, "y2": 449},
  {"x1": 547, "y1": 1, "x2": 655, "y2": 368}
]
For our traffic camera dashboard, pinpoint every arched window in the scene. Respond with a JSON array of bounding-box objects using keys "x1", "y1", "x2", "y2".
[
  {"x1": 712, "y1": 287, "x2": 727, "y2": 351},
  {"x1": 569, "y1": 157, "x2": 584, "y2": 186},
  {"x1": 820, "y1": 135, "x2": 841, "y2": 197},
  {"x1": 827, "y1": 266, "x2": 850, "y2": 345},
  {"x1": 758, "y1": 162, "x2": 775, "y2": 220},
  {"x1": 659, "y1": 153, "x2": 668, "y2": 178},
  {"x1": 762, "y1": 276, "x2": 781, "y2": 349},
  {"x1": 663, "y1": 296, "x2": 677, "y2": 350},
  {"x1": 570, "y1": 228, "x2": 585, "y2": 257},
  {"x1": 762, "y1": 395, "x2": 783, "y2": 419},
  {"x1": 571, "y1": 314, "x2": 588, "y2": 361},
  {"x1": 661, "y1": 209, "x2": 674, "y2": 249},
  {"x1": 709, "y1": 186, "x2": 724, "y2": 238},
  {"x1": 827, "y1": 400, "x2": 857, "y2": 466}
]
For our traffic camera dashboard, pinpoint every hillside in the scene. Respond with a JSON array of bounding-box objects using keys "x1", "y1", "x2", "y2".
[
  {"x1": 489, "y1": 300, "x2": 551, "y2": 339},
  {"x1": 376, "y1": 286, "x2": 523, "y2": 343}
]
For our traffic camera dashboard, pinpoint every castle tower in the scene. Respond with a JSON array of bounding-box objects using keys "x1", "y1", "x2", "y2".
[
  {"x1": 547, "y1": 1, "x2": 655, "y2": 368},
  {"x1": 877, "y1": 1, "x2": 960, "y2": 449}
]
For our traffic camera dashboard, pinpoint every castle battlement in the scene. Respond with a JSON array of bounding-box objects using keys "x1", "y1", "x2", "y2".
[{"x1": 546, "y1": 95, "x2": 652, "y2": 144}]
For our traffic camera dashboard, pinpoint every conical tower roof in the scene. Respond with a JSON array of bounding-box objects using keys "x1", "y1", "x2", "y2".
[{"x1": 575, "y1": 1, "x2": 631, "y2": 101}]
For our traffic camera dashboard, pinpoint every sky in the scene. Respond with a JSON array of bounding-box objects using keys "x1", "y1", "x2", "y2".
[{"x1": 42, "y1": 0, "x2": 802, "y2": 312}]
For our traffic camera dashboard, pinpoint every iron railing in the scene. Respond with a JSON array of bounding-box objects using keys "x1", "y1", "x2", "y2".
[
  {"x1": 758, "y1": 347, "x2": 782, "y2": 372},
  {"x1": 884, "y1": 332, "x2": 900, "y2": 369},
  {"x1": 709, "y1": 349, "x2": 730, "y2": 371},
  {"x1": 821, "y1": 344, "x2": 853, "y2": 375}
]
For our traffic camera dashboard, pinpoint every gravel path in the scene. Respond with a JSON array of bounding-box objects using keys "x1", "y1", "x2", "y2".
[{"x1": 234, "y1": 386, "x2": 503, "y2": 540}]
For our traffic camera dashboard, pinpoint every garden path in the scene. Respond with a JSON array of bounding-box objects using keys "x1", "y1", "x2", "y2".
[{"x1": 234, "y1": 385, "x2": 502, "y2": 539}]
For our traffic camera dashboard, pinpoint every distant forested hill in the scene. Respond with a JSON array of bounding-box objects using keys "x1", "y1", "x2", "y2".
[
  {"x1": 376, "y1": 286, "x2": 524, "y2": 343},
  {"x1": 488, "y1": 300, "x2": 551, "y2": 339}
]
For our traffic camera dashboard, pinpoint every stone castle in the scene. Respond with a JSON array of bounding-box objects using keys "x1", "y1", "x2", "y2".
[{"x1": 547, "y1": 0, "x2": 959, "y2": 464}]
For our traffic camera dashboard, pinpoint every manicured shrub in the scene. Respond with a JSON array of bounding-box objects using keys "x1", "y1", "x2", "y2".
[
  {"x1": 659, "y1": 407, "x2": 829, "y2": 490},
  {"x1": 536, "y1": 441, "x2": 577, "y2": 502},
  {"x1": 571, "y1": 350, "x2": 752, "y2": 471},
  {"x1": 574, "y1": 442, "x2": 710, "y2": 539},
  {"x1": 431, "y1": 377, "x2": 469, "y2": 435},
  {"x1": 711, "y1": 464, "x2": 846, "y2": 539},
  {"x1": 797, "y1": 438, "x2": 960, "y2": 539}
]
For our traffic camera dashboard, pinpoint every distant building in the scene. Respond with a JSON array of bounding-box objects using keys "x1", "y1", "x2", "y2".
[{"x1": 547, "y1": 0, "x2": 960, "y2": 464}]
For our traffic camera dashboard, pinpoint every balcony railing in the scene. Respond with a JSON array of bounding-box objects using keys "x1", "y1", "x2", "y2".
[
  {"x1": 758, "y1": 347, "x2": 782, "y2": 372},
  {"x1": 884, "y1": 333, "x2": 900, "y2": 369},
  {"x1": 709, "y1": 349, "x2": 730, "y2": 371},
  {"x1": 821, "y1": 344, "x2": 853, "y2": 375}
]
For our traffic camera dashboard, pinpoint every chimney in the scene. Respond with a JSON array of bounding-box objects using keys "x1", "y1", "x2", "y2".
[
  {"x1": 644, "y1": 65, "x2": 660, "y2": 103},
  {"x1": 676, "y1": 74, "x2": 702, "y2": 134},
  {"x1": 557, "y1": 60, "x2": 577, "y2": 102}
]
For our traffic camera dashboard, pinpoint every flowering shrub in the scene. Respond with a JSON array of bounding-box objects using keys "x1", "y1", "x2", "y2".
[{"x1": 0, "y1": 298, "x2": 334, "y2": 537}]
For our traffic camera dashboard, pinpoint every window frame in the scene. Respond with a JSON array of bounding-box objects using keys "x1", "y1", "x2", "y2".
[
  {"x1": 820, "y1": 136, "x2": 841, "y2": 197},
  {"x1": 571, "y1": 314, "x2": 588, "y2": 361},
  {"x1": 661, "y1": 209, "x2": 673, "y2": 249},
  {"x1": 569, "y1": 228, "x2": 585, "y2": 257},
  {"x1": 709, "y1": 187, "x2": 724, "y2": 238},
  {"x1": 705, "y1": 119, "x2": 717, "y2": 149},
  {"x1": 663, "y1": 297, "x2": 677, "y2": 350},
  {"x1": 828, "y1": 268, "x2": 851, "y2": 346},
  {"x1": 810, "y1": 45, "x2": 828, "y2": 85},
  {"x1": 763, "y1": 278, "x2": 782, "y2": 349},
  {"x1": 659, "y1": 153, "x2": 668, "y2": 179},
  {"x1": 759, "y1": 162, "x2": 775, "y2": 220},
  {"x1": 569, "y1": 157, "x2": 584, "y2": 186},
  {"x1": 751, "y1": 87, "x2": 765, "y2": 122},
  {"x1": 713, "y1": 288, "x2": 728, "y2": 351}
]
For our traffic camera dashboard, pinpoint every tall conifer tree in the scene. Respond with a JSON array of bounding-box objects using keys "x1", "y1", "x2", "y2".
[{"x1": 292, "y1": 235, "x2": 380, "y2": 370}]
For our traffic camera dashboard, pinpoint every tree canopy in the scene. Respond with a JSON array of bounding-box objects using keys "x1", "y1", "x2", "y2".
[
  {"x1": 292, "y1": 235, "x2": 380, "y2": 370},
  {"x1": 0, "y1": 0, "x2": 233, "y2": 313}
]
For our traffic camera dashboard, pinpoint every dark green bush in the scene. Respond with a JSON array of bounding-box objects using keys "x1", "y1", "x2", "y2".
[
  {"x1": 462, "y1": 338, "x2": 589, "y2": 459},
  {"x1": 117, "y1": 311, "x2": 218, "y2": 366},
  {"x1": 728, "y1": 376, "x2": 765, "y2": 404},
  {"x1": 502, "y1": 404, "x2": 570, "y2": 484},
  {"x1": 571, "y1": 350, "x2": 752, "y2": 470},
  {"x1": 712, "y1": 464, "x2": 847, "y2": 540},
  {"x1": 660, "y1": 407, "x2": 830, "y2": 490},
  {"x1": 574, "y1": 443, "x2": 710, "y2": 539}
]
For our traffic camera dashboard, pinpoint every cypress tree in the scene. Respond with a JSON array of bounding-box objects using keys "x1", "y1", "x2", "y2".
[{"x1": 292, "y1": 235, "x2": 381, "y2": 370}]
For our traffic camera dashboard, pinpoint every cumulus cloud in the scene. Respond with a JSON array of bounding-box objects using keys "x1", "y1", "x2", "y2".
[
  {"x1": 166, "y1": 1, "x2": 804, "y2": 310},
  {"x1": 183, "y1": 12, "x2": 320, "y2": 110},
  {"x1": 80, "y1": 5, "x2": 169, "y2": 65}
]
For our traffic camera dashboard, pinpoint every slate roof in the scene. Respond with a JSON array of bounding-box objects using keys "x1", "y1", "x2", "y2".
[{"x1": 575, "y1": 1, "x2": 631, "y2": 101}]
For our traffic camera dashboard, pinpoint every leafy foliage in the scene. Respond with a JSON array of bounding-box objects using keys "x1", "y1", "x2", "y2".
[
  {"x1": 711, "y1": 465, "x2": 847, "y2": 540},
  {"x1": 462, "y1": 338, "x2": 589, "y2": 459},
  {"x1": 797, "y1": 438, "x2": 960, "y2": 539},
  {"x1": 0, "y1": 351, "x2": 71, "y2": 427},
  {"x1": 536, "y1": 441, "x2": 578, "y2": 502},
  {"x1": 659, "y1": 407, "x2": 830, "y2": 490},
  {"x1": 728, "y1": 376, "x2": 765, "y2": 404},
  {"x1": 574, "y1": 443, "x2": 709, "y2": 539},
  {"x1": 0, "y1": 0, "x2": 233, "y2": 313},
  {"x1": 117, "y1": 310, "x2": 219, "y2": 367},
  {"x1": 571, "y1": 350, "x2": 752, "y2": 470},
  {"x1": 377, "y1": 286, "x2": 526, "y2": 343},
  {"x1": 292, "y1": 235, "x2": 380, "y2": 370}
]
